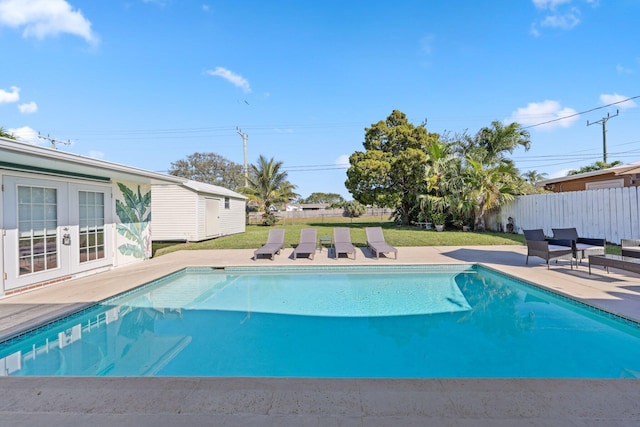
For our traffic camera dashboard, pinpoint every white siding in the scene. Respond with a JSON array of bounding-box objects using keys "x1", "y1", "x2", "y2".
[
  {"x1": 152, "y1": 184, "x2": 246, "y2": 242},
  {"x1": 218, "y1": 196, "x2": 246, "y2": 236},
  {"x1": 151, "y1": 184, "x2": 198, "y2": 241}
]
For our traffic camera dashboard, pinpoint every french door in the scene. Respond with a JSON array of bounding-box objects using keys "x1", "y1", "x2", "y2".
[{"x1": 2, "y1": 176, "x2": 112, "y2": 293}]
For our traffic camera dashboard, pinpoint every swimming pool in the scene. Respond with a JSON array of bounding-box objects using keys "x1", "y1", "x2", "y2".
[{"x1": 1, "y1": 265, "x2": 639, "y2": 378}]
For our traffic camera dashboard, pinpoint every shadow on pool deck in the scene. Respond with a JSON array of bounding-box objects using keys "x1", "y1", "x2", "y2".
[{"x1": 1, "y1": 246, "x2": 640, "y2": 426}]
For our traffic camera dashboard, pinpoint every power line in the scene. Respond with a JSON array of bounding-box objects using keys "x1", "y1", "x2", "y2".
[{"x1": 522, "y1": 95, "x2": 639, "y2": 130}]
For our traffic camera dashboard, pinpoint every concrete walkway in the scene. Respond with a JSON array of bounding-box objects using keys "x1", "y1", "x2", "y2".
[{"x1": 1, "y1": 246, "x2": 640, "y2": 426}]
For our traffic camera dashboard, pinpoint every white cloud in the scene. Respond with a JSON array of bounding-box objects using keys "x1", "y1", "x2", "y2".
[
  {"x1": 335, "y1": 154, "x2": 350, "y2": 167},
  {"x1": 88, "y1": 150, "x2": 104, "y2": 159},
  {"x1": 18, "y1": 101, "x2": 38, "y2": 113},
  {"x1": 548, "y1": 168, "x2": 572, "y2": 179},
  {"x1": 0, "y1": 85, "x2": 20, "y2": 103},
  {"x1": 207, "y1": 67, "x2": 251, "y2": 93},
  {"x1": 532, "y1": 0, "x2": 572, "y2": 10},
  {"x1": 420, "y1": 34, "x2": 435, "y2": 55},
  {"x1": 599, "y1": 93, "x2": 637, "y2": 110},
  {"x1": 616, "y1": 64, "x2": 633, "y2": 74},
  {"x1": 540, "y1": 8, "x2": 581, "y2": 30},
  {"x1": 0, "y1": 0, "x2": 99, "y2": 45},
  {"x1": 8, "y1": 126, "x2": 40, "y2": 144},
  {"x1": 507, "y1": 100, "x2": 579, "y2": 130}
]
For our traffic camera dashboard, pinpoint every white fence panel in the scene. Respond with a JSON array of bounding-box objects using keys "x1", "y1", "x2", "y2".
[{"x1": 489, "y1": 187, "x2": 640, "y2": 245}]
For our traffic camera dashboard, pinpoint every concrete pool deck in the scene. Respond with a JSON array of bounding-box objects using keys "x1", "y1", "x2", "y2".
[{"x1": 1, "y1": 245, "x2": 640, "y2": 426}]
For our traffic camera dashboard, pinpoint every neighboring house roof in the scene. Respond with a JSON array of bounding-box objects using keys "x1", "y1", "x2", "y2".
[
  {"x1": 181, "y1": 180, "x2": 247, "y2": 199},
  {"x1": 0, "y1": 136, "x2": 183, "y2": 185},
  {"x1": 536, "y1": 162, "x2": 640, "y2": 187}
]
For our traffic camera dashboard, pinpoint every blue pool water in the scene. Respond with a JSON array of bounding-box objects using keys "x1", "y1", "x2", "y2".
[{"x1": 1, "y1": 265, "x2": 640, "y2": 378}]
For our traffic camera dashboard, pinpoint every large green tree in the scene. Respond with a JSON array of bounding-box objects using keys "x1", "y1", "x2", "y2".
[
  {"x1": 345, "y1": 110, "x2": 438, "y2": 224},
  {"x1": 169, "y1": 152, "x2": 245, "y2": 190},
  {"x1": 303, "y1": 192, "x2": 345, "y2": 205},
  {"x1": 241, "y1": 155, "x2": 298, "y2": 221}
]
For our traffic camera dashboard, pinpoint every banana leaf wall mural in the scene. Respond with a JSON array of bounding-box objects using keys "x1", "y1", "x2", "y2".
[{"x1": 116, "y1": 182, "x2": 151, "y2": 259}]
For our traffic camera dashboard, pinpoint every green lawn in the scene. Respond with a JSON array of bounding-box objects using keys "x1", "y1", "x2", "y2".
[{"x1": 153, "y1": 216, "x2": 526, "y2": 256}]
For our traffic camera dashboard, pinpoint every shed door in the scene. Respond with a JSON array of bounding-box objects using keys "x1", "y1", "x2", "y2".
[{"x1": 205, "y1": 197, "x2": 220, "y2": 237}]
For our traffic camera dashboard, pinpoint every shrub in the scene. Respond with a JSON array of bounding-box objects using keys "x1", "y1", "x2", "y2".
[
  {"x1": 262, "y1": 212, "x2": 279, "y2": 226},
  {"x1": 343, "y1": 201, "x2": 366, "y2": 218}
]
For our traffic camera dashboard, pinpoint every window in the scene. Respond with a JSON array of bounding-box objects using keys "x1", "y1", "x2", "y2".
[
  {"x1": 79, "y1": 191, "x2": 105, "y2": 263},
  {"x1": 18, "y1": 186, "x2": 58, "y2": 275},
  {"x1": 224, "y1": 197, "x2": 230, "y2": 209}
]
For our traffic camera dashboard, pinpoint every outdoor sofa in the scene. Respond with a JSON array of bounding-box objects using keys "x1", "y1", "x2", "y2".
[{"x1": 552, "y1": 227, "x2": 605, "y2": 265}]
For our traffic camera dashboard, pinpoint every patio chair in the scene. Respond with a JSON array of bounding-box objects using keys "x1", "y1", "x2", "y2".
[
  {"x1": 333, "y1": 227, "x2": 356, "y2": 260},
  {"x1": 365, "y1": 227, "x2": 398, "y2": 259},
  {"x1": 253, "y1": 229, "x2": 285, "y2": 260},
  {"x1": 523, "y1": 229, "x2": 573, "y2": 269},
  {"x1": 621, "y1": 239, "x2": 640, "y2": 258},
  {"x1": 552, "y1": 228, "x2": 605, "y2": 265},
  {"x1": 292, "y1": 228, "x2": 317, "y2": 260}
]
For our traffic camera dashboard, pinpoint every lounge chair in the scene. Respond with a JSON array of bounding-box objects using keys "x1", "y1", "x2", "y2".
[
  {"x1": 292, "y1": 228, "x2": 317, "y2": 260},
  {"x1": 621, "y1": 239, "x2": 640, "y2": 258},
  {"x1": 365, "y1": 227, "x2": 397, "y2": 259},
  {"x1": 552, "y1": 228, "x2": 605, "y2": 265},
  {"x1": 523, "y1": 229, "x2": 573, "y2": 269},
  {"x1": 333, "y1": 227, "x2": 356, "y2": 259},
  {"x1": 253, "y1": 229, "x2": 285, "y2": 260}
]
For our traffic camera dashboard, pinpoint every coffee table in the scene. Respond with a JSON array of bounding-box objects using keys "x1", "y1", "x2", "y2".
[{"x1": 588, "y1": 254, "x2": 640, "y2": 275}]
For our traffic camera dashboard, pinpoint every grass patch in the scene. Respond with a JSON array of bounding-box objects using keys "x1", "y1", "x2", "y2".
[{"x1": 153, "y1": 216, "x2": 526, "y2": 257}]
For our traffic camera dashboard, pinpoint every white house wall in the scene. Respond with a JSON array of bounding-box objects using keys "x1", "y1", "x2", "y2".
[{"x1": 0, "y1": 171, "x2": 152, "y2": 295}]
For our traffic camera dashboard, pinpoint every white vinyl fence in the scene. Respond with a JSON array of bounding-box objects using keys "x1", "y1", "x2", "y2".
[{"x1": 487, "y1": 187, "x2": 640, "y2": 245}]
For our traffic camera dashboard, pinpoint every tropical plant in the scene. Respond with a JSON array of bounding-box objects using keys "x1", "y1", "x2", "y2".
[
  {"x1": 453, "y1": 121, "x2": 530, "y2": 230},
  {"x1": 343, "y1": 200, "x2": 366, "y2": 218},
  {"x1": 431, "y1": 211, "x2": 447, "y2": 225},
  {"x1": 115, "y1": 183, "x2": 151, "y2": 258},
  {"x1": 0, "y1": 127, "x2": 16, "y2": 139},
  {"x1": 464, "y1": 158, "x2": 521, "y2": 232},
  {"x1": 568, "y1": 160, "x2": 622, "y2": 175},
  {"x1": 240, "y1": 155, "x2": 298, "y2": 225}
]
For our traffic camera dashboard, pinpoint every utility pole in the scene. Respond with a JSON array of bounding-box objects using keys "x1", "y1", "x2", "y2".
[
  {"x1": 236, "y1": 127, "x2": 248, "y2": 187},
  {"x1": 38, "y1": 133, "x2": 70, "y2": 149},
  {"x1": 587, "y1": 109, "x2": 618, "y2": 164}
]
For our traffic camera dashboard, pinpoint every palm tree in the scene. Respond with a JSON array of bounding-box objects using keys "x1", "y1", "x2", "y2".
[
  {"x1": 465, "y1": 158, "x2": 521, "y2": 231},
  {"x1": 454, "y1": 122, "x2": 530, "y2": 230},
  {"x1": 522, "y1": 170, "x2": 548, "y2": 186},
  {"x1": 421, "y1": 140, "x2": 461, "y2": 222},
  {"x1": 474, "y1": 121, "x2": 531, "y2": 161},
  {"x1": 241, "y1": 155, "x2": 297, "y2": 223},
  {"x1": 0, "y1": 127, "x2": 16, "y2": 140}
]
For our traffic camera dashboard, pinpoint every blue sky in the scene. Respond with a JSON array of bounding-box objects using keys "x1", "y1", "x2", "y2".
[{"x1": 1, "y1": 0, "x2": 638, "y2": 199}]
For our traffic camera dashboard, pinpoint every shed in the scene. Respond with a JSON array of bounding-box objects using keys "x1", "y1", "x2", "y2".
[{"x1": 151, "y1": 180, "x2": 246, "y2": 242}]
